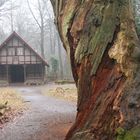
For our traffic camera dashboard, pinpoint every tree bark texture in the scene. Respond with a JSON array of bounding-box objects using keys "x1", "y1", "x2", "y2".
[{"x1": 51, "y1": 0, "x2": 140, "y2": 140}]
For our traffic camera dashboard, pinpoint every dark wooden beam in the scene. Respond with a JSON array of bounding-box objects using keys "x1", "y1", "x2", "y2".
[
  {"x1": 42, "y1": 64, "x2": 44, "y2": 82},
  {"x1": 24, "y1": 64, "x2": 26, "y2": 83},
  {"x1": 6, "y1": 65, "x2": 9, "y2": 83}
]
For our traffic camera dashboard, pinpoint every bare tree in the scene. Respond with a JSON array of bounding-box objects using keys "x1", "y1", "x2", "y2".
[
  {"x1": 0, "y1": 0, "x2": 10, "y2": 42},
  {"x1": 43, "y1": 0, "x2": 55, "y2": 54},
  {"x1": 0, "y1": 0, "x2": 19, "y2": 33},
  {"x1": 42, "y1": 0, "x2": 64, "y2": 79},
  {"x1": 56, "y1": 31, "x2": 63, "y2": 79},
  {"x1": 27, "y1": 0, "x2": 50, "y2": 58},
  {"x1": 0, "y1": 0, "x2": 9, "y2": 7},
  {"x1": 10, "y1": 0, "x2": 13, "y2": 32},
  {"x1": 0, "y1": 0, "x2": 10, "y2": 18}
]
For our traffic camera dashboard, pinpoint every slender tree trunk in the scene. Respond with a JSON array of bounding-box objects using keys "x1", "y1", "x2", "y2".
[
  {"x1": 27, "y1": 0, "x2": 45, "y2": 58},
  {"x1": 40, "y1": 26, "x2": 45, "y2": 58},
  {"x1": 40, "y1": 15, "x2": 45, "y2": 58},
  {"x1": 49, "y1": 20, "x2": 55, "y2": 54},
  {"x1": 10, "y1": 0, "x2": 14, "y2": 32},
  {"x1": 51, "y1": 0, "x2": 140, "y2": 140},
  {"x1": 56, "y1": 32, "x2": 64, "y2": 79},
  {"x1": 38, "y1": 0, "x2": 44, "y2": 58}
]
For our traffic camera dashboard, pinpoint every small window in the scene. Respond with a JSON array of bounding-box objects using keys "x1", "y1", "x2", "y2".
[
  {"x1": 0, "y1": 49, "x2": 6, "y2": 56},
  {"x1": 8, "y1": 48, "x2": 15, "y2": 55},
  {"x1": 17, "y1": 48, "x2": 24, "y2": 55},
  {"x1": 25, "y1": 48, "x2": 30, "y2": 55}
]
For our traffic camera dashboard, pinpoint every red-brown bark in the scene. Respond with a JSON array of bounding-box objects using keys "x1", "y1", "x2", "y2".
[{"x1": 66, "y1": 46, "x2": 126, "y2": 139}]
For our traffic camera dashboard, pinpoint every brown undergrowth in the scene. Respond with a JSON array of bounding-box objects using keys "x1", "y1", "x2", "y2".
[
  {"x1": 42, "y1": 84, "x2": 77, "y2": 102},
  {"x1": 0, "y1": 88, "x2": 25, "y2": 128}
]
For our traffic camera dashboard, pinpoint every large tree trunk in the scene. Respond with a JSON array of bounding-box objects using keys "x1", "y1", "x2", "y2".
[{"x1": 51, "y1": 0, "x2": 140, "y2": 139}]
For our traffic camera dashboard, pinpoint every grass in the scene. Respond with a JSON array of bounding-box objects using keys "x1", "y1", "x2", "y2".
[
  {"x1": 0, "y1": 88, "x2": 25, "y2": 127},
  {"x1": 0, "y1": 88, "x2": 24, "y2": 110},
  {"x1": 42, "y1": 84, "x2": 77, "y2": 102}
]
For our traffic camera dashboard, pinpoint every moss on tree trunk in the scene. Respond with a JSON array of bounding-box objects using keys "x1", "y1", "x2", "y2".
[{"x1": 51, "y1": 0, "x2": 140, "y2": 139}]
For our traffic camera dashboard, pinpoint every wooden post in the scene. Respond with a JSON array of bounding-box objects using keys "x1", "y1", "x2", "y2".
[
  {"x1": 6, "y1": 65, "x2": 9, "y2": 84},
  {"x1": 24, "y1": 65, "x2": 26, "y2": 83},
  {"x1": 42, "y1": 64, "x2": 44, "y2": 82}
]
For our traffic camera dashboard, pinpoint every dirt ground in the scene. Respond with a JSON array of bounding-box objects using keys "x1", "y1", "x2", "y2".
[{"x1": 0, "y1": 84, "x2": 76, "y2": 140}]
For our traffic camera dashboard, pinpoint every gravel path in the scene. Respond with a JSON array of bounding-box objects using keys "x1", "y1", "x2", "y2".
[{"x1": 0, "y1": 86, "x2": 76, "y2": 140}]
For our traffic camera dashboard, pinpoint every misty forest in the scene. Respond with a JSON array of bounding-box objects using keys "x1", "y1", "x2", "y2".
[
  {"x1": 0, "y1": 0, "x2": 140, "y2": 140},
  {"x1": 0, "y1": 0, "x2": 73, "y2": 81}
]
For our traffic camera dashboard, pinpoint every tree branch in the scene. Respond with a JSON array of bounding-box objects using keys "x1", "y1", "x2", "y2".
[{"x1": 27, "y1": 0, "x2": 41, "y2": 29}]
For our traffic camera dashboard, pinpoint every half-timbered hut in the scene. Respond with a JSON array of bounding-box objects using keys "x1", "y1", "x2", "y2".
[{"x1": 0, "y1": 32, "x2": 49, "y2": 85}]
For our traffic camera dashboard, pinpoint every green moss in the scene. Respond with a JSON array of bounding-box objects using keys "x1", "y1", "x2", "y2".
[
  {"x1": 124, "y1": 132, "x2": 135, "y2": 140},
  {"x1": 61, "y1": 1, "x2": 79, "y2": 50},
  {"x1": 116, "y1": 127, "x2": 125, "y2": 135},
  {"x1": 89, "y1": 0, "x2": 120, "y2": 75},
  {"x1": 124, "y1": 127, "x2": 140, "y2": 140},
  {"x1": 75, "y1": 0, "x2": 121, "y2": 75},
  {"x1": 116, "y1": 127, "x2": 140, "y2": 140},
  {"x1": 116, "y1": 127, "x2": 125, "y2": 140},
  {"x1": 75, "y1": 35, "x2": 89, "y2": 63}
]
